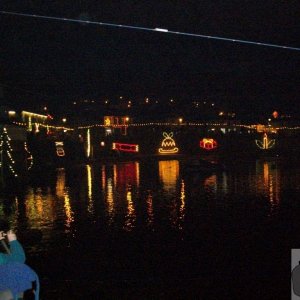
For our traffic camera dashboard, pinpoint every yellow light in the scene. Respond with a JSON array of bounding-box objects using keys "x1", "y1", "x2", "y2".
[
  {"x1": 55, "y1": 141, "x2": 65, "y2": 156},
  {"x1": 21, "y1": 111, "x2": 47, "y2": 119},
  {"x1": 158, "y1": 132, "x2": 179, "y2": 154},
  {"x1": 255, "y1": 133, "x2": 276, "y2": 149},
  {"x1": 87, "y1": 165, "x2": 93, "y2": 213},
  {"x1": 124, "y1": 188, "x2": 136, "y2": 231},
  {"x1": 146, "y1": 193, "x2": 154, "y2": 226},
  {"x1": 64, "y1": 193, "x2": 74, "y2": 230},
  {"x1": 86, "y1": 129, "x2": 91, "y2": 158},
  {"x1": 159, "y1": 160, "x2": 179, "y2": 191},
  {"x1": 8, "y1": 111, "x2": 16, "y2": 117}
]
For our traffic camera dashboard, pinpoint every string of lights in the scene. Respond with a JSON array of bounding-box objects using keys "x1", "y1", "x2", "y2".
[
  {"x1": 24, "y1": 142, "x2": 34, "y2": 170},
  {"x1": 11, "y1": 121, "x2": 300, "y2": 131},
  {"x1": 0, "y1": 127, "x2": 18, "y2": 177},
  {"x1": 1, "y1": 10, "x2": 300, "y2": 52}
]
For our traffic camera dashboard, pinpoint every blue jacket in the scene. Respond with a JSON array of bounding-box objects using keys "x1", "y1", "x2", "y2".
[
  {"x1": 0, "y1": 241, "x2": 39, "y2": 299},
  {"x1": 0, "y1": 262, "x2": 40, "y2": 300},
  {"x1": 0, "y1": 240, "x2": 26, "y2": 264}
]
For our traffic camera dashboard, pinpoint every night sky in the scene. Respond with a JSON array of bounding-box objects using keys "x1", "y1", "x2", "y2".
[{"x1": 1, "y1": 1, "x2": 300, "y2": 115}]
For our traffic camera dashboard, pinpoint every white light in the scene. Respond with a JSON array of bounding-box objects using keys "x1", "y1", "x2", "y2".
[
  {"x1": 8, "y1": 111, "x2": 16, "y2": 117},
  {"x1": 1, "y1": 11, "x2": 299, "y2": 52},
  {"x1": 155, "y1": 28, "x2": 168, "y2": 32}
]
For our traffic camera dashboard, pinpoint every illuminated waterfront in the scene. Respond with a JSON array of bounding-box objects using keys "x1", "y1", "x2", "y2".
[{"x1": 0, "y1": 157, "x2": 299, "y2": 298}]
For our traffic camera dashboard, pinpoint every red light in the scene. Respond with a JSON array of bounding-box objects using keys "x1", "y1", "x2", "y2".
[
  {"x1": 112, "y1": 142, "x2": 139, "y2": 152},
  {"x1": 200, "y1": 138, "x2": 218, "y2": 150}
]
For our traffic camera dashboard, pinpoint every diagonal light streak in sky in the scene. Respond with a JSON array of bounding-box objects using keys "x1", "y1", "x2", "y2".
[{"x1": 1, "y1": 10, "x2": 300, "y2": 52}]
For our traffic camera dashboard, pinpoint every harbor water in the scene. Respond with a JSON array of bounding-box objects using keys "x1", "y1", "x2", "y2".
[{"x1": 1, "y1": 156, "x2": 299, "y2": 299}]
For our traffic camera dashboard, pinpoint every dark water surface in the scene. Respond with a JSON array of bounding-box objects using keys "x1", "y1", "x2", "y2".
[{"x1": 1, "y1": 157, "x2": 300, "y2": 299}]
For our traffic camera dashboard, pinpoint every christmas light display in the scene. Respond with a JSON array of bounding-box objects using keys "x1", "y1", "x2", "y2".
[
  {"x1": 255, "y1": 132, "x2": 276, "y2": 149},
  {"x1": 12, "y1": 120, "x2": 297, "y2": 132},
  {"x1": 55, "y1": 141, "x2": 65, "y2": 157},
  {"x1": 158, "y1": 132, "x2": 179, "y2": 154},
  {"x1": 24, "y1": 142, "x2": 33, "y2": 170},
  {"x1": 103, "y1": 116, "x2": 129, "y2": 135},
  {"x1": 200, "y1": 138, "x2": 218, "y2": 150},
  {"x1": 0, "y1": 127, "x2": 18, "y2": 177},
  {"x1": 112, "y1": 142, "x2": 139, "y2": 153}
]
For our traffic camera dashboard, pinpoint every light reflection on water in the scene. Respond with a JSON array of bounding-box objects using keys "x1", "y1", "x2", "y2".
[
  {"x1": 86, "y1": 164, "x2": 93, "y2": 214},
  {"x1": 159, "y1": 160, "x2": 179, "y2": 192},
  {"x1": 1, "y1": 157, "x2": 300, "y2": 298},
  {"x1": 146, "y1": 192, "x2": 154, "y2": 228},
  {"x1": 256, "y1": 160, "x2": 280, "y2": 209},
  {"x1": 0, "y1": 158, "x2": 297, "y2": 235}
]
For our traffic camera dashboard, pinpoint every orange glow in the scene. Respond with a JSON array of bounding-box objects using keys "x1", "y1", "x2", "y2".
[
  {"x1": 159, "y1": 160, "x2": 179, "y2": 191},
  {"x1": 272, "y1": 111, "x2": 279, "y2": 118},
  {"x1": 104, "y1": 117, "x2": 111, "y2": 126},
  {"x1": 256, "y1": 160, "x2": 280, "y2": 207}
]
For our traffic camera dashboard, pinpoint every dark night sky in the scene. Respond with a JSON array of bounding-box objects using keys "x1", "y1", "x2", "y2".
[{"x1": 1, "y1": 1, "x2": 300, "y2": 115}]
